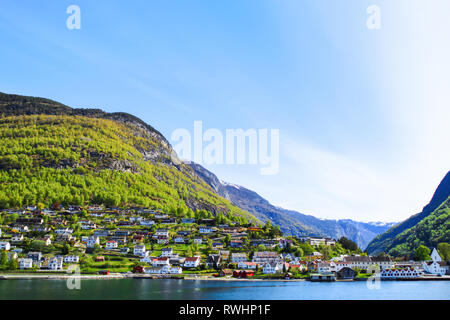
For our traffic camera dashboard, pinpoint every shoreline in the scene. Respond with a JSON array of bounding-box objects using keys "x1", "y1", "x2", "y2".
[{"x1": 1, "y1": 274, "x2": 449, "y2": 282}]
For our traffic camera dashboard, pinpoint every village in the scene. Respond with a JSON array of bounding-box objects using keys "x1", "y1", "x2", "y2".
[{"x1": 0, "y1": 205, "x2": 448, "y2": 282}]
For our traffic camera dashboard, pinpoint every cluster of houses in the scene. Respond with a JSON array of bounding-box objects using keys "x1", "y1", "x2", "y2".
[{"x1": 0, "y1": 205, "x2": 448, "y2": 280}]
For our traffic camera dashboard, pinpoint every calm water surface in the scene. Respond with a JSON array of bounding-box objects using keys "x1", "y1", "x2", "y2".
[{"x1": 0, "y1": 279, "x2": 449, "y2": 300}]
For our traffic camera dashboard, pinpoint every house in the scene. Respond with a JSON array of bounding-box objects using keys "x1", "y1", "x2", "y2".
[
  {"x1": 218, "y1": 269, "x2": 233, "y2": 277},
  {"x1": 231, "y1": 253, "x2": 247, "y2": 263},
  {"x1": 343, "y1": 256, "x2": 372, "y2": 270},
  {"x1": 157, "y1": 235, "x2": 169, "y2": 245},
  {"x1": 86, "y1": 236, "x2": 100, "y2": 248},
  {"x1": 423, "y1": 248, "x2": 446, "y2": 275},
  {"x1": 0, "y1": 242, "x2": 10, "y2": 251},
  {"x1": 219, "y1": 250, "x2": 230, "y2": 260},
  {"x1": 169, "y1": 266, "x2": 183, "y2": 274},
  {"x1": 106, "y1": 240, "x2": 118, "y2": 250},
  {"x1": 181, "y1": 218, "x2": 195, "y2": 224},
  {"x1": 161, "y1": 248, "x2": 174, "y2": 257},
  {"x1": 184, "y1": 257, "x2": 201, "y2": 268},
  {"x1": 262, "y1": 262, "x2": 284, "y2": 274},
  {"x1": 94, "y1": 230, "x2": 110, "y2": 237},
  {"x1": 212, "y1": 242, "x2": 224, "y2": 249},
  {"x1": 37, "y1": 236, "x2": 52, "y2": 246},
  {"x1": 174, "y1": 236, "x2": 186, "y2": 244},
  {"x1": 317, "y1": 262, "x2": 333, "y2": 274},
  {"x1": 55, "y1": 228, "x2": 73, "y2": 235},
  {"x1": 80, "y1": 220, "x2": 97, "y2": 230},
  {"x1": 64, "y1": 255, "x2": 80, "y2": 263},
  {"x1": 48, "y1": 257, "x2": 63, "y2": 270},
  {"x1": 155, "y1": 228, "x2": 169, "y2": 237},
  {"x1": 370, "y1": 256, "x2": 395, "y2": 270},
  {"x1": 234, "y1": 270, "x2": 254, "y2": 278},
  {"x1": 18, "y1": 258, "x2": 33, "y2": 269},
  {"x1": 193, "y1": 237, "x2": 203, "y2": 245},
  {"x1": 381, "y1": 267, "x2": 423, "y2": 279},
  {"x1": 310, "y1": 273, "x2": 336, "y2": 282},
  {"x1": 230, "y1": 240, "x2": 243, "y2": 248},
  {"x1": 199, "y1": 226, "x2": 213, "y2": 234},
  {"x1": 133, "y1": 235, "x2": 144, "y2": 244},
  {"x1": 144, "y1": 265, "x2": 171, "y2": 274},
  {"x1": 152, "y1": 257, "x2": 170, "y2": 267},
  {"x1": 206, "y1": 254, "x2": 221, "y2": 269},
  {"x1": 337, "y1": 267, "x2": 357, "y2": 279},
  {"x1": 237, "y1": 261, "x2": 258, "y2": 269},
  {"x1": 140, "y1": 220, "x2": 155, "y2": 226},
  {"x1": 252, "y1": 251, "x2": 282, "y2": 264},
  {"x1": 11, "y1": 235, "x2": 24, "y2": 243},
  {"x1": 27, "y1": 252, "x2": 42, "y2": 262},
  {"x1": 134, "y1": 245, "x2": 147, "y2": 257}
]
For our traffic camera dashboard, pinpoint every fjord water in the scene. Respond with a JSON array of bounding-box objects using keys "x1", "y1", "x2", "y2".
[{"x1": 0, "y1": 279, "x2": 449, "y2": 300}]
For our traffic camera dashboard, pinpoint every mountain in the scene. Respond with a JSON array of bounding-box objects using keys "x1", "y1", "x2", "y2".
[
  {"x1": 188, "y1": 162, "x2": 396, "y2": 249},
  {"x1": 0, "y1": 92, "x2": 258, "y2": 224},
  {"x1": 366, "y1": 171, "x2": 450, "y2": 255}
]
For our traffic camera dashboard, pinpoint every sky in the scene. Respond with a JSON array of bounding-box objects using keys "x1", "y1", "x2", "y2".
[{"x1": 0, "y1": 0, "x2": 449, "y2": 222}]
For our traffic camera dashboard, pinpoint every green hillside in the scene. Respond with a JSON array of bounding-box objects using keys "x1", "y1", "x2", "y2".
[
  {"x1": 0, "y1": 94, "x2": 259, "y2": 225},
  {"x1": 366, "y1": 171, "x2": 450, "y2": 256},
  {"x1": 386, "y1": 197, "x2": 450, "y2": 256}
]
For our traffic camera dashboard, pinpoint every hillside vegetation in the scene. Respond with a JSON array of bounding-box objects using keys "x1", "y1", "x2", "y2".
[{"x1": 0, "y1": 97, "x2": 258, "y2": 225}]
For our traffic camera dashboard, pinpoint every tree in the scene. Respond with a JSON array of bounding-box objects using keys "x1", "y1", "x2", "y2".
[
  {"x1": 7, "y1": 258, "x2": 18, "y2": 270},
  {"x1": 437, "y1": 243, "x2": 450, "y2": 261},
  {"x1": 414, "y1": 245, "x2": 431, "y2": 261},
  {"x1": 338, "y1": 237, "x2": 359, "y2": 252},
  {"x1": 0, "y1": 251, "x2": 8, "y2": 266}
]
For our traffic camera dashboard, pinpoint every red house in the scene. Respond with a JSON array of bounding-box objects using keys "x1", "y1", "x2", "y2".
[
  {"x1": 233, "y1": 270, "x2": 254, "y2": 278},
  {"x1": 133, "y1": 266, "x2": 144, "y2": 273}
]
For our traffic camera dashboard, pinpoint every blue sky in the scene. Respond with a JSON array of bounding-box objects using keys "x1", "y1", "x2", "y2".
[{"x1": 1, "y1": 0, "x2": 449, "y2": 222}]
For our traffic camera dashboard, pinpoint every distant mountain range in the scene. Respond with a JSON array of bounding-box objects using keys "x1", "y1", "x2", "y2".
[
  {"x1": 188, "y1": 162, "x2": 396, "y2": 249},
  {"x1": 366, "y1": 171, "x2": 450, "y2": 256}
]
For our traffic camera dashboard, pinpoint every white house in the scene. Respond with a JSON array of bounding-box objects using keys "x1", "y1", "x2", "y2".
[
  {"x1": 0, "y1": 242, "x2": 11, "y2": 251},
  {"x1": 152, "y1": 257, "x2": 170, "y2": 267},
  {"x1": 18, "y1": 258, "x2": 33, "y2": 269},
  {"x1": 155, "y1": 228, "x2": 169, "y2": 237},
  {"x1": 231, "y1": 253, "x2": 247, "y2": 263},
  {"x1": 423, "y1": 248, "x2": 446, "y2": 276},
  {"x1": 134, "y1": 244, "x2": 147, "y2": 257},
  {"x1": 199, "y1": 226, "x2": 213, "y2": 234},
  {"x1": 262, "y1": 262, "x2": 284, "y2": 274},
  {"x1": 169, "y1": 266, "x2": 182, "y2": 274},
  {"x1": 140, "y1": 220, "x2": 155, "y2": 226},
  {"x1": 252, "y1": 251, "x2": 282, "y2": 264},
  {"x1": 317, "y1": 262, "x2": 333, "y2": 274},
  {"x1": 238, "y1": 261, "x2": 258, "y2": 269},
  {"x1": 48, "y1": 257, "x2": 63, "y2": 270},
  {"x1": 11, "y1": 235, "x2": 24, "y2": 243},
  {"x1": 106, "y1": 240, "x2": 118, "y2": 250},
  {"x1": 86, "y1": 236, "x2": 100, "y2": 248},
  {"x1": 381, "y1": 267, "x2": 423, "y2": 279},
  {"x1": 183, "y1": 256, "x2": 201, "y2": 268},
  {"x1": 161, "y1": 248, "x2": 173, "y2": 257},
  {"x1": 55, "y1": 228, "x2": 73, "y2": 235},
  {"x1": 64, "y1": 255, "x2": 80, "y2": 263}
]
